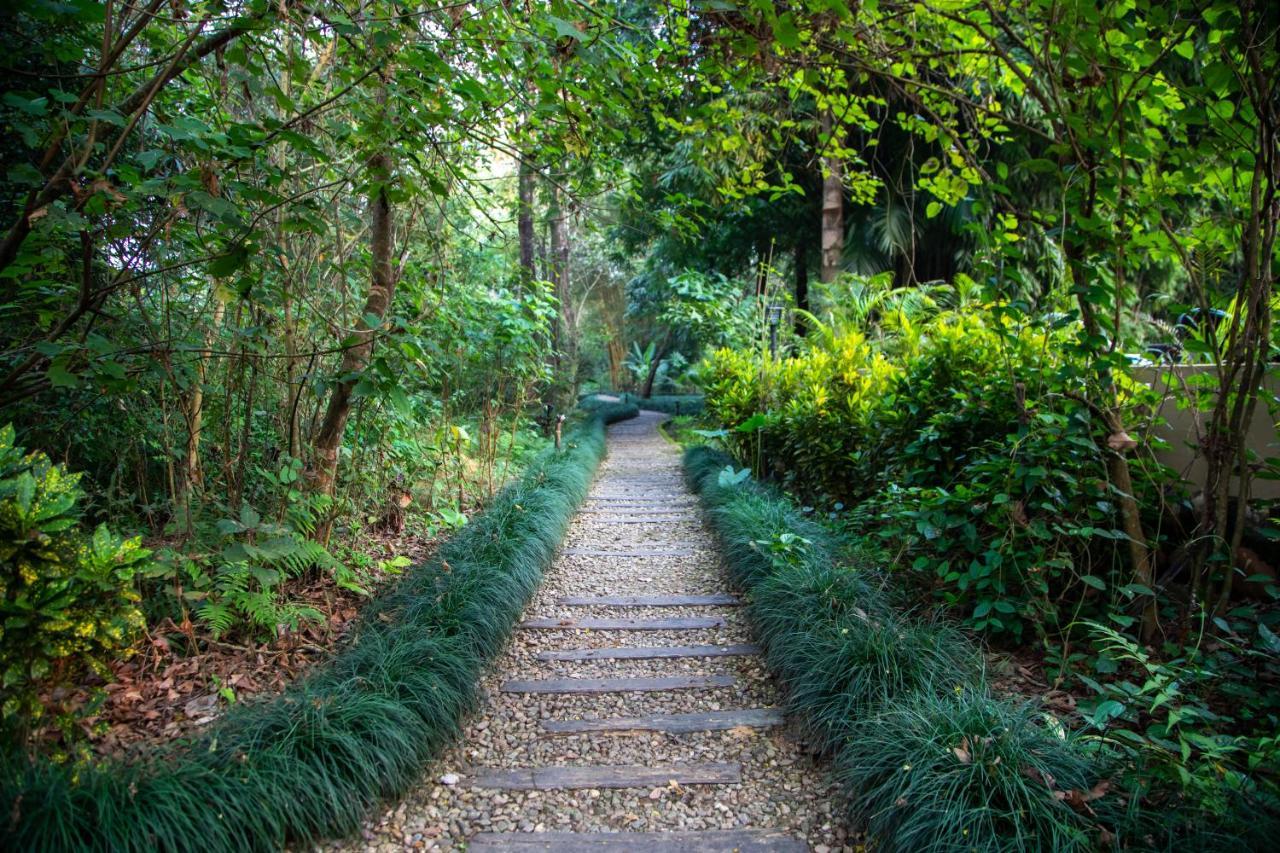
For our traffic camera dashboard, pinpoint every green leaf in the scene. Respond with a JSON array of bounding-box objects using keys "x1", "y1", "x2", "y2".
[
  {"x1": 1090, "y1": 699, "x2": 1126, "y2": 727},
  {"x1": 1080, "y1": 575, "x2": 1106, "y2": 590},
  {"x1": 773, "y1": 13, "x2": 801, "y2": 49},
  {"x1": 549, "y1": 16, "x2": 583, "y2": 41},
  {"x1": 209, "y1": 245, "x2": 248, "y2": 278},
  {"x1": 239, "y1": 504, "x2": 260, "y2": 529},
  {"x1": 47, "y1": 360, "x2": 79, "y2": 389},
  {"x1": 1259, "y1": 622, "x2": 1280, "y2": 654}
]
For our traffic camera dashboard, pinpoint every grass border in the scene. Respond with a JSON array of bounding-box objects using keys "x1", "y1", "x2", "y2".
[
  {"x1": 1, "y1": 403, "x2": 638, "y2": 852},
  {"x1": 683, "y1": 445, "x2": 1112, "y2": 853},
  {"x1": 580, "y1": 392, "x2": 704, "y2": 416}
]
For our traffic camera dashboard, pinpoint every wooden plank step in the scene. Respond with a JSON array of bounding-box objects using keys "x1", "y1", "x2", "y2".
[
  {"x1": 587, "y1": 495, "x2": 688, "y2": 500},
  {"x1": 587, "y1": 497, "x2": 695, "y2": 502},
  {"x1": 543, "y1": 708, "x2": 785, "y2": 735},
  {"x1": 469, "y1": 829, "x2": 808, "y2": 852},
  {"x1": 581, "y1": 507, "x2": 696, "y2": 512},
  {"x1": 557, "y1": 594, "x2": 739, "y2": 606},
  {"x1": 585, "y1": 503, "x2": 690, "y2": 507},
  {"x1": 470, "y1": 763, "x2": 741, "y2": 791},
  {"x1": 501, "y1": 675, "x2": 735, "y2": 694},
  {"x1": 584, "y1": 507, "x2": 696, "y2": 512},
  {"x1": 520, "y1": 616, "x2": 724, "y2": 631},
  {"x1": 536, "y1": 643, "x2": 759, "y2": 662},
  {"x1": 562, "y1": 548, "x2": 697, "y2": 557},
  {"x1": 581, "y1": 507, "x2": 696, "y2": 514},
  {"x1": 581, "y1": 517, "x2": 696, "y2": 524}
]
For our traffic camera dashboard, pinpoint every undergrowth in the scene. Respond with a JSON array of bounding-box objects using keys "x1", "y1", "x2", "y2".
[
  {"x1": 583, "y1": 392, "x2": 704, "y2": 415},
  {"x1": 0, "y1": 403, "x2": 638, "y2": 851},
  {"x1": 684, "y1": 445, "x2": 1115, "y2": 852},
  {"x1": 686, "y1": 444, "x2": 1280, "y2": 850}
]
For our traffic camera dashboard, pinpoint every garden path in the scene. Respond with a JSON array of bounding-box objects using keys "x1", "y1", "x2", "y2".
[{"x1": 336, "y1": 411, "x2": 850, "y2": 852}]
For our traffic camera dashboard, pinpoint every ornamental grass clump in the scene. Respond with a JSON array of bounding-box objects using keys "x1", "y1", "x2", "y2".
[
  {"x1": 836, "y1": 690, "x2": 1102, "y2": 853},
  {"x1": 1, "y1": 403, "x2": 637, "y2": 852},
  {"x1": 752, "y1": 563, "x2": 972, "y2": 755},
  {"x1": 684, "y1": 443, "x2": 1112, "y2": 851}
]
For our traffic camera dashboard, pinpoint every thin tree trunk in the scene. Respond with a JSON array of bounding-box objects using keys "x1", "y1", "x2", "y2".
[
  {"x1": 820, "y1": 111, "x2": 844, "y2": 284},
  {"x1": 308, "y1": 118, "x2": 396, "y2": 541},
  {"x1": 1207, "y1": 38, "x2": 1278, "y2": 614},
  {"x1": 755, "y1": 237, "x2": 769, "y2": 295},
  {"x1": 518, "y1": 157, "x2": 536, "y2": 288},
  {"x1": 546, "y1": 184, "x2": 571, "y2": 409},
  {"x1": 642, "y1": 334, "x2": 671, "y2": 399},
  {"x1": 794, "y1": 239, "x2": 809, "y2": 336},
  {"x1": 175, "y1": 291, "x2": 226, "y2": 530},
  {"x1": 1068, "y1": 233, "x2": 1160, "y2": 642}
]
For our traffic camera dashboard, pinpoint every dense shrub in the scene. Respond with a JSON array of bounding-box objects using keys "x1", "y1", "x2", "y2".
[
  {"x1": 0, "y1": 403, "x2": 637, "y2": 851},
  {"x1": 0, "y1": 425, "x2": 147, "y2": 730},
  {"x1": 584, "y1": 392, "x2": 705, "y2": 415},
  {"x1": 700, "y1": 309, "x2": 1169, "y2": 641},
  {"x1": 753, "y1": 562, "x2": 975, "y2": 754}
]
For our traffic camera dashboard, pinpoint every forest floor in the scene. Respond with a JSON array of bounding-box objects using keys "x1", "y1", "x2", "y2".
[
  {"x1": 332, "y1": 411, "x2": 855, "y2": 852},
  {"x1": 41, "y1": 529, "x2": 436, "y2": 758}
]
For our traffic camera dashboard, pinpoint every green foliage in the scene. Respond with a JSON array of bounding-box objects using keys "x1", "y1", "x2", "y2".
[
  {"x1": 753, "y1": 560, "x2": 977, "y2": 756},
  {"x1": 0, "y1": 425, "x2": 146, "y2": 728},
  {"x1": 684, "y1": 445, "x2": 1113, "y2": 850},
  {"x1": 838, "y1": 690, "x2": 1102, "y2": 853},
  {"x1": 687, "y1": 443, "x2": 1280, "y2": 848},
  {"x1": 142, "y1": 492, "x2": 345, "y2": 640},
  {"x1": 595, "y1": 393, "x2": 705, "y2": 416},
  {"x1": 1077, "y1": 621, "x2": 1280, "y2": 827},
  {"x1": 0, "y1": 404, "x2": 637, "y2": 850},
  {"x1": 702, "y1": 301, "x2": 1170, "y2": 641}
]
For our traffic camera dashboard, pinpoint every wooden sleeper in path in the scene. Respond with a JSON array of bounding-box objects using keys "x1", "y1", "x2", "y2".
[
  {"x1": 585, "y1": 495, "x2": 688, "y2": 501},
  {"x1": 467, "y1": 829, "x2": 808, "y2": 852},
  {"x1": 542, "y1": 707, "x2": 784, "y2": 735},
  {"x1": 470, "y1": 762, "x2": 741, "y2": 791},
  {"x1": 562, "y1": 548, "x2": 698, "y2": 557},
  {"x1": 501, "y1": 675, "x2": 735, "y2": 694},
  {"x1": 580, "y1": 517, "x2": 697, "y2": 524},
  {"x1": 535, "y1": 643, "x2": 759, "y2": 661},
  {"x1": 519, "y1": 616, "x2": 725, "y2": 630},
  {"x1": 556, "y1": 593, "x2": 740, "y2": 606}
]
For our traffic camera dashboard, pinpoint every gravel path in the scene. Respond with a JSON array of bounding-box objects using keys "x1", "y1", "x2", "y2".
[{"x1": 329, "y1": 412, "x2": 852, "y2": 852}]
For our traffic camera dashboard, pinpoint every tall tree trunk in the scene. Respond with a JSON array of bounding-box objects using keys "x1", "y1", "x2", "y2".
[
  {"x1": 641, "y1": 334, "x2": 671, "y2": 399},
  {"x1": 517, "y1": 156, "x2": 536, "y2": 288},
  {"x1": 820, "y1": 111, "x2": 844, "y2": 284},
  {"x1": 1204, "y1": 27, "x2": 1278, "y2": 615},
  {"x1": 794, "y1": 239, "x2": 809, "y2": 336},
  {"x1": 175, "y1": 290, "x2": 226, "y2": 530},
  {"x1": 607, "y1": 335, "x2": 624, "y2": 390},
  {"x1": 308, "y1": 134, "x2": 396, "y2": 541},
  {"x1": 1067, "y1": 227, "x2": 1160, "y2": 642},
  {"x1": 546, "y1": 184, "x2": 572, "y2": 410}
]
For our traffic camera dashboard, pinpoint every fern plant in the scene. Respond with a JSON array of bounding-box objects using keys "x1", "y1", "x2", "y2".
[{"x1": 195, "y1": 503, "x2": 338, "y2": 639}]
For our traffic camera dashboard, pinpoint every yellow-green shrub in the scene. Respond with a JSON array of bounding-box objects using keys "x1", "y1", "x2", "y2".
[
  {"x1": 700, "y1": 308, "x2": 1166, "y2": 641},
  {"x1": 0, "y1": 425, "x2": 147, "y2": 730}
]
